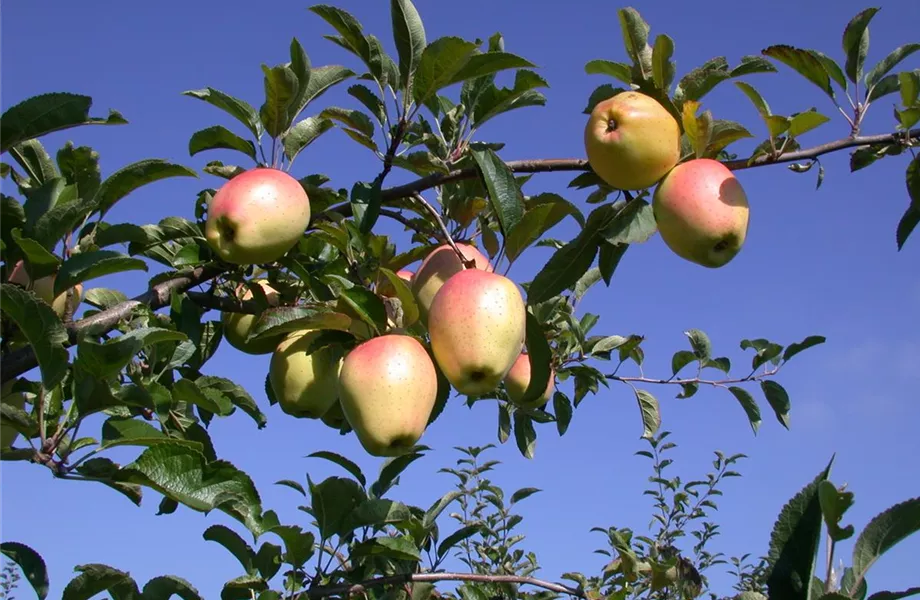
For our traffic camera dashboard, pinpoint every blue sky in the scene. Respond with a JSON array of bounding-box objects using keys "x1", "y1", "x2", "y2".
[{"x1": 2, "y1": 0, "x2": 919, "y2": 597}]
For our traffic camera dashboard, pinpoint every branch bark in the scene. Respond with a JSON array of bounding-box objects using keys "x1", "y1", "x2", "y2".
[{"x1": 297, "y1": 572, "x2": 585, "y2": 600}]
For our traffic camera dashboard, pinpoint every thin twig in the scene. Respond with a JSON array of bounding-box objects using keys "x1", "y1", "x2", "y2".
[
  {"x1": 295, "y1": 572, "x2": 585, "y2": 600},
  {"x1": 411, "y1": 192, "x2": 476, "y2": 268},
  {"x1": 607, "y1": 368, "x2": 779, "y2": 388}
]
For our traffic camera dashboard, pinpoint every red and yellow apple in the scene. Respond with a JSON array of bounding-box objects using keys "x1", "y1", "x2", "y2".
[
  {"x1": 221, "y1": 280, "x2": 282, "y2": 355},
  {"x1": 411, "y1": 243, "x2": 492, "y2": 322},
  {"x1": 504, "y1": 352, "x2": 555, "y2": 409}
]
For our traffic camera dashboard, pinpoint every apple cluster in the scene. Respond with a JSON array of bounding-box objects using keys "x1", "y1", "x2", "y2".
[
  {"x1": 585, "y1": 91, "x2": 751, "y2": 268},
  {"x1": 204, "y1": 166, "x2": 553, "y2": 458}
]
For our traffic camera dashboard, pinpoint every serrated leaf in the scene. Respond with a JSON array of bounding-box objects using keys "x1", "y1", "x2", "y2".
[
  {"x1": 761, "y1": 380, "x2": 791, "y2": 429},
  {"x1": 307, "y1": 450, "x2": 367, "y2": 486},
  {"x1": 412, "y1": 37, "x2": 479, "y2": 105},
  {"x1": 370, "y1": 452, "x2": 424, "y2": 498},
  {"x1": 61, "y1": 563, "x2": 139, "y2": 600},
  {"x1": 339, "y1": 285, "x2": 388, "y2": 334},
  {"x1": 57, "y1": 142, "x2": 101, "y2": 201},
  {"x1": 763, "y1": 45, "x2": 834, "y2": 98},
  {"x1": 685, "y1": 329, "x2": 712, "y2": 360},
  {"x1": 259, "y1": 63, "x2": 299, "y2": 138},
  {"x1": 297, "y1": 65, "x2": 356, "y2": 114},
  {"x1": 783, "y1": 335, "x2": 827, "y2": 362},
  {"x1": 0, "y1": 542, "x2": 49, "y2": 600},
  {"x1": 842, "y1": 7, "x2": 879, "y2": 84},
  {"x1": 736, "y1": 81, "x2": 772, "y2": 118},
  {"x1": 510, "y1": 487, "x2": 541, "y2": 505},
  {"x1": 505, "y1": 193, "x2": 583, "y2": 263},
  {"x1": 602, "y1": 199, "x2": 657, "y2": 245},
  {"x1": 0, "y1": 284, "x2": 69, "y2": 389},
  {"x1": 867, "y1": 43, "x2": 920, "y2": 90},
  {"x1": 513, "y1": 412, "x2": 537, "y2": 459},
  {"x1": 182, "y1": 87, "x2": 262, "y2": 139},
  {"x1": 519, "y1": 312, "x2": 553, "y2": 407},
  {"x1": 76, "y1": 327, "x2": 188, "y2": 379},
  {"x1": 819, "y1": 480, "x2": 856, "y2": 542},
  {"x1": 470, "y1": 145, "x2": 525, "y2": 236},
  {"x1": 867, "y1": 73, "x2": 902, "y2": 102},
  {"x1": 617, "y1": 7, "x2": 653, "y2": 82},
  {"x1": 10, "y1": 139, "x2": 57, "y2": 186},
  {"x1": 267, "y1": 525, "x2": 315, "y2": 568},
  {"x1": 203, "y1": 524, "x2": 256, "y2": 575},
  {"x1": 95, "y1": 159, "x2": 197, "y2": 217},
  {"x1": 552, "y1": 392, "x2": 573, "y2": 436},
  {"x1": 100, "y1": 417, "x2": 166, "y2": 449},
  {"x1": 197, "y1": 376, "x2": 267, "y2": 429},
  {"x1": 635, "y1": 389, "x2": 660, "y2": 438},
  {"x1": 310, "y1": 476, "x2": 367, "y2": 538},
  {"x1": 0, "y1": 92, "x2": 127, "y2": 154},
  {"x1": 900, "y1": 71, "x2": 920, "y2": 107},
  {"x1": 282, "y1": 117, "x2": 334, "y2": 163},
  {"x1": 728, "y1": 386, "x2": 762, "y2": 434},
  {"x1": 437, "y1": 525, "x2": 481, "y2": 559},
  {"x1": 671, "y1": 350, "x2": 697, "y2": 375},
  {"x1": 765, "y1": 458, "x2": 834, "y2": 600},
  {"x1": 423, "y1": 490, "x2": 462, "y2": 529},
  {"x1": 390, "y1": 0, "x2": 426, "y2": 90},
  {"x1": 584, "y1": 60, "x2": 633, "y2": 84},
  {"x1": 449, "y1": 51, "x2": 535, "y2": 86},
  {"x1": 852, "y1": 497, "x2": 920, "y2": 585},
  {"x1": 652, "y1": 35, "x2": 676, "y2": 91},
  {"x1": 188, "y1": 125, "x2": 257, "y2": 162},
  {"x1": 54, "y1": 250, "x2": 147, "y2": 296},
  {"x1": 379, "y1": 267, "x2": 419, "y2": 327},
  {"x1": 789, "y1": 109, "x2": 830, "y2": 137},
  {"x1": 11, "y1": 229, "x2": 61, "y2": 279},
  {"x1": 897, "y1": 155, "x2": 920, "y2": 249},
  {"x1": 141, "y1": 575, "x2": 204, "y2": 600},
  {"x1": 353, "y1": 535, "x2": 421, "y2": 562}
]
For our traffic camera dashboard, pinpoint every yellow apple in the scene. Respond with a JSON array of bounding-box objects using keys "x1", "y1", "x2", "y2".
[
  {"x1": 268, "y1": 329, "x2": 342, "y2": 419},
  {"x1": 427, "y1": 269, "x2": 526, "y2": 395},
  {"x1": 7, "y1": 260, "x2": 83, "y2": 318},
  {"x1": 411, "y1": 243, "x2": 492, "y2": 322},
  {"x1": 221, "y1": 280, "x2": 282, "y2": 355},
  {"x1": 652, "y1": 158, "x2": 750, "y2": 268},
  {"x1": 337, "y1": 334, "x2": 438, "y2": 457},
  {"x1": 584, "y1": 91, "x2": 681, "y2": 190}
]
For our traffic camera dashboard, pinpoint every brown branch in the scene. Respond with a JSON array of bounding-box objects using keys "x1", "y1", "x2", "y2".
[
  {"x1": 297, "y1": 572, "x2": 585, "y2": 600},
  {"x1": 184, "y1": 290, "x2": 263, "y2": 314},
  {"x1": 0, "y1": 264, "x2": 225, "y2": 383},
  {"x1": 411, "y1": 192, "x2": 476, "y2": 268},
  {"x1": 607, "y1": 368, "x2": 779, "y2": 388}
]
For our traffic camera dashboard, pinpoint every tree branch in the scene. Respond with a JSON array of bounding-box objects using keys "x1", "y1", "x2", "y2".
[
  {"x1": 0, "y1": 264, "x2": 225, "y2": 383},
  {"x1": 607, "y1": 368, "x2": 779, "y2": 388},
  {"x1": 297, "y1": 572, "x2": 585, "y2": 600},
  {"x1": 411, "y1": 192, "x2": 477, "y2": 268}
]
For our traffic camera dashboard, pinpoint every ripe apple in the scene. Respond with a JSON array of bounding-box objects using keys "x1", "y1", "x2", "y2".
[
  {"x1": 337, "y1": 334, "x2": 438, "y2": 457},
  {"x1": 427, "y1": 269, "x2": 526, "y2": 395},
  {"x1": 204, "y1": 167, "x2": 311, "y2": 265},
  {"x1": 377, "y1": 269, "x2": 414, "y2": 297},
  {"x1": 269, "y1": 329, "x2": 342, "y2": 419},
  {"x1": 584, "y1": 91, "x2": 681, "y2": 191},
  {"x1": 504, "y1": 352, "x2": 555, "y2": 409},
  {"x1": 320, "y1": 401, "x2": 349, "y2": 431},
  {"x1": 652, "y1": 158, "x2": 750, "y2": 268},
  {"x1": 221, "y1": 280, "x2": 282, "y2": 355},
  {"x1": 0, "y1": 381, "x2": 26, "y2": 449},
  {"x1": 411, "y1": 243, "x2": 492, "y2": 321},
  {"x1": 7, "y1": 260, "x2": 83, "y2": 317}
]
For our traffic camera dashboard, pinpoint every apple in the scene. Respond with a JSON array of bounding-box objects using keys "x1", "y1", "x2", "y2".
[
  {"x1": 221, "y1": 280, "x2": 283, "y2": 355},
  {"x1": 7, "y1": 260, "x2": 82, "y2": 317},
  {"x1": 427, "y1": 269, "x2": 526, "y2": 395},
  {"x1": 584, "y1": 91, "x2": 681, "y2": 191},
  {"x1": 268, "y1": 329, "x2": 342, "y2": 419},
  {"x1": 411, "y1": 243, "x2": 492, "y2": 322},
  {"x1": 652, "y1": 158, "x2": 750, "y2": 268},
  {"x1": 0, "y1": 381, "x2": 26, "y2": 449},
  {"x1": 337, "y1": 334, "x2": 438, "y2": 457},
  {"x1": 320, "y1": 401, "x2": 349, "y2": 432},
  {"x1": 503, "y1": 352, "x2": 555, "y2": 409},
  {"x1": 204, "y1": 167, "x2": 311, "y2": 265}
]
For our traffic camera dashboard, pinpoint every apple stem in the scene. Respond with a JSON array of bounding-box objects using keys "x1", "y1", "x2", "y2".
[{"x1": 411, "y1": 192, "x2": 477, "y2": 269}]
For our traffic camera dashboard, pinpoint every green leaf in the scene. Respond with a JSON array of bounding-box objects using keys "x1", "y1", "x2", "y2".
[
  {"x1": 339, "y1": 285, "x2": 388, "y2": 334},
  {"x1": 54, "y1": 250, "x2": 148, "y2": 296},
  {"x1": 188, "y1": 125, "x2": 257, "y2": 162},
  {"x1": 818, "y1": 480, "x2": 856, "y2": 542},
  {"x1": 602, "y1": 199, "x2": 657, "y2": 245},
  {"x1": 513, "y1": 412, "x2": 536, "y2": 459},
  {"x1": 254, "y1": 543, "x2": 282, "y2": 581},
  {"x1": 866, "y1": 589, "x2": 920, "y2": 600},
  {"x1": 412, "y1": 37, "x2": 479, "y2": 105},
  {"x1": 379, "y1": 267, "x2": 420, "y2": 327},
  {"x1": 584, "y1": 60, "x2": 633, "y2": 84},
  {"x1": 728, "y1": 386, "x2": 762, "y2": 434},
  {"x1": 348, "y1": 84, "x2": 386, "y2": 124},
  {"x1": 436, "y1": 525, "x2": 481, "y2": 559},
  {"x1": 505, "y1": 193, "x2": 583, "y2": 263},
  {"x1": 583, "y1": 84, "x2": 627, "y2": 114},
  {"x1": 423, "y1": 491, "x2": 462, "y2": 529},
  {"x1": 57, "y1": 142, "x2": 101, "y2": 201},
  {"x1": 671, "y1": 350, "x2": 696, "y2": 375},
  {"x1": 762, "y1": 45, "x2": 834, "y2": 97},
  {"x1": 282, "y1": 117, "x2": 335, "y2": 163},
  {"x1": 765, "y1": 458, "x2": 834, "y2": 600},
  {"x1": 100, "y1": 417, "x2": 166, "y2": 449},
  {"x1": 617, "y1": 7, "x2": 653, "y2": 82},
  {"x1": 867, "y1": 73, "x2": 902, "y2": 102},
  {"x1": 510, "y1": 487, "x2": 541, "y2": 505},
  {"x1": 259, "y1": 63, "x2": 299, "y2": 138},
  {"x1": 552, "y1": 392, "x2": 573, "y2": 436},
  {"x1": 519, "y1": 312, "x2": 553, "y2": 407},
  {"x1": 788, "y1": 109, "x2": 831, "y2": 138},
  {"x1": 95, "y1": 159, "x2": 197, "y2": 217},
  {"x1": 0, "y1": 92, "x2": 127, "y2": 154},
  {"x1": 898, "y1": 155, "x2": 920, "y2": 250},
  {"x1": 449, "y1": 52, "x2": 536, "y2": 86},
  {"x1": 310, "y1": 476, "x2": 367, "y2": 538},
  {"x1": 390, "y1": 0, "x2": 426, "y2": 90},
  {"x1": 197, "y1": 376, "x2": 267, "y2": 429},
  {"x1": 9, "y1": 139, "x2": 57, "y2": 186},
  {"x1": 172, "y1": 378, "x2": 234, "y2": 417},
  {"x1": 0, "y1": 541, "x2": 49, "y2": 600},
  {"x1": 11, "y1": 229, "x2": 61, "y2": 279},
  {"x1": 182, "y1": 87, "x2": 263, "y2": 139},
  {"x1": 685, "y1": 328, "x2": 712, "y2": 360},
  {"x1": 900, "y1": 71, "x2": 920, "y2": 107},
  {"x1": 842, "y1": 7, "x2": 879, "y2": 84},
  {"x1": 119, "y1": 442, "x2": 268, "y2": 535},
  {"x1": 353, "y1": 535, "x2": 421, "y2": 562},
  {"x1": 141, "y1": 575, "x2": 204, "y2": 600},
  {"x1": 527, "y1": 203, "x2": 615, "y2": 305},
  {"x1": 347, "y1": 498, "x2": 413, "y2": 529},
  {"x1": 652, "y1": 35, "x2": 676, "y2": 91},
  {"x1": 760, "y1": 380, "x2": 791, "y2": 429},
  {"x1": 469, "y1": 69, "x2": 548, "y2": 128},
  {"x1": 852, "y1": 497, "x2": 920, "y2": 585},
  {"x1": 598, "y1": 241, "x2": 628, "y2": 285},
  {"x1": 73, "y1": 458, "x2": 143, "y2": 506},
  {"x1": 350, "y1": 179, "x2": 383, "y2": 233},
  {"x1": 470, "y1": 145, "x2": 525, "y2": 236},
  {"x1": 268, "y1": 525, "x2": 315, "y2": 569},
  {"x1": 783, "y1": 335, "x2": 827, "y2": 362},
  {"x1": 203, "y1": 524, "x2": 256, "y2": 576},
  {"x1": 675, "y1": 57, "x2": 734, "y2": 103},
  {"x1": 866, "y1": 43, "x2": 920, "y2": 89},
  {"x1": 370, "y1": 452, "x2": 425, "y2": 498},
  {"x1": 61, "y1": 563, "x2": 139, "y2": 600},
  {"x1": 0, "y1": 284, "x2": 69, "y2": 390},
  {"x1": 307, "y1": 450, "x2": 367, "y2": 486},
  {"x1": 635, "y1": 389, "x2": 660, "y2": 439},
  {"x1": 77, "y1": 327, "x2": 187, "y2": 379},
  {"x1": 297, "y1": 65, "x2": 356, "y2": 114}
]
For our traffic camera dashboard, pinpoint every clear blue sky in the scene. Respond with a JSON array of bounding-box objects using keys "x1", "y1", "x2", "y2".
[{"x1": 2, "y1": 0, "x2": 918, "y2": 597}]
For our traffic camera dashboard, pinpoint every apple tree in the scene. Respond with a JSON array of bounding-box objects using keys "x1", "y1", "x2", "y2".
[{"x1": 1, "y1": 2, "x2": 919, "y2": 599}]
